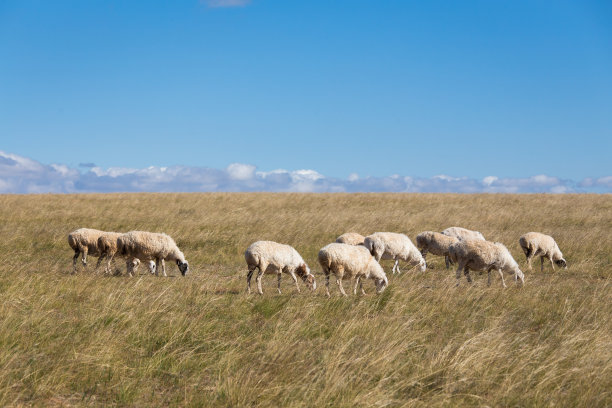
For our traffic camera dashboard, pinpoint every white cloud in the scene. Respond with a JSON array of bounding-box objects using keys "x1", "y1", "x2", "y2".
[
  {"x1": 482, "y1": 176, "x2": 498, "y2": 186},
  {"x1": 0, "y1": 150, "x2": 609, "y2": 194},
  {"x1": 227, "y1": 163, "x2": 256, "y2": 180}
]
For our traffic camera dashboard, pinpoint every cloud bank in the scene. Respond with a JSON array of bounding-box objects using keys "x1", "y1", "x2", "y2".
[{"x1": 0, "y1": 151, "x2": 609, "y2": 194}]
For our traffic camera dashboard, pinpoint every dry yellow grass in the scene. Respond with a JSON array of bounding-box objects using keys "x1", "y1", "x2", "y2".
[{"x1": 0, "y1": 193, "x2": 610, "y2": 407}]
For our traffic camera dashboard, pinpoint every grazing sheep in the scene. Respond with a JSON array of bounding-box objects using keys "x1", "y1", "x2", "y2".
[
  {"x1": 118, "y1": 231, "x2": 189, "y2": 277},
  {"x1": 519, "y1": 232, "x2": 567, "y2": 272},
  {"x1": 68, "y1": 228, "x2": 116, "y2": 273},
  {"x1": 244, "y1": 241, "x2": 316, "y2": 295},
  {"x1": 416, "y1": 231, "x2": 459, "y2": 269},
  {"x1": 363, "y1": 232, "x2": 426, "y2": 274},
  {"x1": 318, "y1": 243, "x2": 388, "y2": 297},
  {"x1": 335, "y1": 232, "x2": 366, "y2": 246},
  {"x1": 449, "y1": 240, "x2": 525, "y2": 288},
  {"x1": 441, "y1": 226, "x2": 485, "y2": 242}
]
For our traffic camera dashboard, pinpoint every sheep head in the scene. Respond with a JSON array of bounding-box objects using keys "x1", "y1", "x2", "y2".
[
  {"x1": 375, "y1": 275, "x2": 388, "y2": 294},
  {"x1": 296, "y1": 263, "x2": 316, "y2": 291},
  {"x1": 177, "y1": 260, "x2": 189, "y2": 276},
  {"x1": 555, "y1": 258, "x2": 567, "y2": 269},
  {"x1": 514, "y1": 268, "x2": 525, "y2": 286}
]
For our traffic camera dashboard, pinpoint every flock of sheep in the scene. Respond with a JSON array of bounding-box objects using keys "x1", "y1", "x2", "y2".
[
  {"x1": 68, "y1": 227, "x2": 567, "y2": 296},
  {"x1": 68, "y1": 229, "x2": 189, "y2": 277}
]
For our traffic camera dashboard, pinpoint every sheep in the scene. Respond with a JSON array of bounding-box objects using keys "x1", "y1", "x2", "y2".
[
  {"x1": 335, "y1": 232, "x2": 366, "y2": 246},
  {"x1": 448, "y1": 240, "x2": 525, "y2": 288},
  {"x1": 244, "y1": 241, "x2": 316, "y2": 295},
  {"x1": 117, "y1": 231, "x2": 189, "y2": 277},
  {"x1": 415, "y1": 231, "x2": 459, "y2": 269},
  {"x1": 441, "y1": 226, "x2": 485, "y2": 242},
  {"x1": 318, "y1": 243, "x2": 388, "y2": 297},
  {"x1": 68, "y1": 228, "x2": 118, "y2": 273},
  {"x1": 363, "y1": 232, "x2": 426, "y2": 274},
  {"x1": 519, "y1": 232, "x2": 567, "y2": 272}
]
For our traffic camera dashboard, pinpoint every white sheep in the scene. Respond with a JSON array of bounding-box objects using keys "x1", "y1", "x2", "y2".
[
  {"x1": 441, "y1": 226, "x2": 485, "y2": 242},
  {"x1": 318, "y1": 243, "x2": 388, "y2": 297},
  {"x1": 415, "y1": 231, "x2": 459, "y2": 269},
  {"x1": 68, "y1": 228, "x2": 119, "y2": 273},
  {"x1": 448, "y1": 240, "x2": 525, "y2": 287},
  {"x1": 244, "y1": 241, "x2": 316, "y2": 295},
  {"x1": 519, "y1": 232, "x2": 567, "y2": 272},
  {"x1": 335, "y1": 232, "x2": 366, "y2": 246},
  {"x1": 117, "y1": 231, "x2": 189, "y2": 277},
  {"x1": 363, "y1": 232, "x2": 426, "y2": 274}
]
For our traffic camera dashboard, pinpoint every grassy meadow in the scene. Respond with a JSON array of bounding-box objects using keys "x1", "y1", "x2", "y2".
[{"x1": 0, "y1": 193, "x2": 610, "y2": 407}]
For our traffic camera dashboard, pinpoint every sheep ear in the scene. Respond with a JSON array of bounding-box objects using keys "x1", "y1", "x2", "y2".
[{"x1": 176, "y1": 260, "x2": 180, "y2": 265}]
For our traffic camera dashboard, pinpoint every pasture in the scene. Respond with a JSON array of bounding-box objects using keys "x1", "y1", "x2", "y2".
[{"x1": 0, "y1": 193, "x2": 610, "y2": 406}]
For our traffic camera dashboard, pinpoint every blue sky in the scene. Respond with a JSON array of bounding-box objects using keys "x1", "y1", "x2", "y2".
[{"x1": 1, "y1": 0, "x2": 611, "y2": 193}]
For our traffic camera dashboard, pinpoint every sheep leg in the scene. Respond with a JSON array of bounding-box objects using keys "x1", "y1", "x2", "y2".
[
  {"x1": 155, "y1": 259, "x2": 160, "y2": 276},
  {"x1": 352, "y1": 277, "x2": 366, "y2": 295},
  {"x1": 464, "y1": 267, "x2": 472, "y2": 284},
  {"x1": 288, "y1": 270, "x2": 300, "y2": 293},
  {"x1": 325, "y1": 270, "x2": 331, "y2": 298},
  {"x1": 540, "y1": 257, "x2": 544, "y2": 273},
  {"x1": 337, "y1": 278, "x2": 347, "y2": 297},
  {"x1": 277, "y1": 273, "x2": 282, "y2": 294},
  {"x1": 72, "y1": 250, "x2": 80, "y2": 273},
  {"x1": 246, "y1": 266, "x2": 255, "y2": 294},
  {"x1": 445, "y1": 256, "x2": 450, "y2": 269},
  {"x1": 498, "y1": 268, "x2": 507, "y2": 288},
  {"x1": 81, "y1": 247, "x2": 88, "y2": 268},
  {"x1": 105, "y1": 254, "x2": 114, "y2": 274},
  {"x1": 549, "y1": 256, "x2": 555, "y2": 271},
  {"x1": 393, "y1": 259, "x2": 400, "y2": 274},
  {"x1": 95, "y1": 254, "x2": 105, "y2": 272},
  {"x1": 256, "y1": 263, "x2": 267, "y2": 295},
  {"x1": 161, "y1": 259, "x2": 167, "y2": 277},
  {"x1": 455, "y1": 262, "x2": 464, "y2": 286},
  {"x1": 335, "y1": 266, "x2": 347, "y2": 296},
  {"x1": 526, "y1": 254, "x2": 533, "y2": 271},
  {"x1": 256, "y1": 270, "x2": 264, "y2": 295}
]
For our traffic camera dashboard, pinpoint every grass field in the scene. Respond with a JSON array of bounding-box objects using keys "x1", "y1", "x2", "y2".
[{"x1": 0, "y1": 193, "x2": 610, "y2": 407}]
